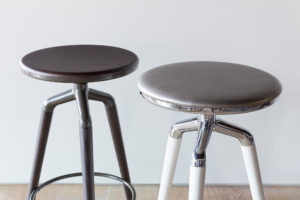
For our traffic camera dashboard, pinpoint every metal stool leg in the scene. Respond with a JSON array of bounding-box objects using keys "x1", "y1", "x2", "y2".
[
  {"x1": 158, "y1": 135, "x2": 182, "y2": 200},
  {"x1": 27, "y1": 111, "x2": 53, "y2": 200},
  {"x1": 158, "y1": 118, "x2": 199, "y2": 200},
  {"x1": 214, "y1": 120, "x2": 265, "y2": 200},
  {"x1": 189, "y1": 166, "x2": 206, "y2": 200},
  {"x1": 27, "y1": 90, "x2": 75, "y2": 200},
  {"x1": 106, "y1": 104, "x2": 132, "y2": 199},
  {"x1": 241, "y1": 145, "x2": 265, "y2": 200},
  {"x1": 89, "y1": 89, "x2": 132, "y2": 200},
  {"x1": 75, "y1": 84, "x2": 95, "y2": 200},
  {"x1": 189, "y1": 115, "x2": 214, "y2": 200}
]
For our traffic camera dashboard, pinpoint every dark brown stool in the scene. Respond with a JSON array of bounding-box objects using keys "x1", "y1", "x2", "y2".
[{"x1": 21, "y1": 45, "x2": 138, "y2": 200}]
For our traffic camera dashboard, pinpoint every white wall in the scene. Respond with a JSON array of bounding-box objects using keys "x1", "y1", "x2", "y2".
[{"x1": 0, "y1": 0, "x2": 299, "y2": 185}]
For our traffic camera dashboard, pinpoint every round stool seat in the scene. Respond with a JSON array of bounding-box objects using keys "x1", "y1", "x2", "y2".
[
  {"x1": 21, "y1": 45, "x2": 138, "y2": 83},
  {"x1": 138, "y1": 61, "x2": 282, "y2": 114}
]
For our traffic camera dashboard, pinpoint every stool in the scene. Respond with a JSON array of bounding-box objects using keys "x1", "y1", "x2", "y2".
[
  {"x1": 137, "y1": 61, "x2": 282, "y2": 200},
  {"x1": 21, "y1": 45, "x2": 138, "y2": 200}
]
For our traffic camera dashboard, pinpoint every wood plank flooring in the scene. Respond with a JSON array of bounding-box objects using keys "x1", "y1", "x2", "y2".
[{"x1": 0, "y1": 185, "x2": 299, "y2": 200}]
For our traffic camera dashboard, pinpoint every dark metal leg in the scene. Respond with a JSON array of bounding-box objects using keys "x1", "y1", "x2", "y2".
[
  {"x1": 79, "y1": 127, "x2": 95, "y2": 200},
  {"x1": 27, "y1": 89, "x2": 75, "y2": 200},
  {"x1": 27, "y1": 111, "x2": 53, "y2": 200},
  {"x1": 106, "y1": 105, "x2": 132, "y2": 200},
  {"x1": 89, "y1": 89, "x2": 132, "y2": 200},
  {"x1": 75, "y1": 84, "x2": 95, "y2": 200}
]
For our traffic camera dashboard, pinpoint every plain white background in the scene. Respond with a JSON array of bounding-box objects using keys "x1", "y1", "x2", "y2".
[{"x1": 0, "y1": 0, "x2": 299, "y2": 185}]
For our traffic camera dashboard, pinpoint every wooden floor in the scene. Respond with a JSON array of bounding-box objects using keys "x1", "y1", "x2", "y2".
[{"x1": 1, "y1": 185, "x2": 300, "y2": 200}]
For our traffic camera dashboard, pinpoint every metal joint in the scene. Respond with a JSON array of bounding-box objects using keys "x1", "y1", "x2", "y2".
[
  {"x1": 42, "y1": 89, "x2": 75, "y2": 112},
  {"x1": 168, "y1": 115, "x2": 256, "y2": 168},
  {"x1": 43, "y1": 99, "x2": 56, "y2": 112},
  {"x1": 74, "y1": 84, "x2": 92, "y2": 128},
  {"x1": 88, "y1": 88, "x2": 115, "y2": 108},
  {"x1": 170, "y1": 117, "x2": 200, "y2": 138},
  {"x1": 192, "y1": 114, "x2": 215, "y2": 167},
  {"x1": 192, "y1": 152, "x2": 206, "y2": 167},
  {"x1": 214, "y1": 119, "x2": 254, "y2": 146}
]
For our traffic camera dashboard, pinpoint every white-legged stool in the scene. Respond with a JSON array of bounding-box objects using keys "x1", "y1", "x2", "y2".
[{"x1": 137, "y1": 61, "x2": 282, "y2": 200}]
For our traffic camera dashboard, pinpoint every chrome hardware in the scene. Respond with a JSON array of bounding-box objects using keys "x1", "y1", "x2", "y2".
[
  {"x1": 140, "y1": 92, "x2": 277, "y2": 115},
  {"x1": 170, "y1": 117, "x2": 200, "y2": 138},
  {"x1": 168, "y1": 114, "x2": 256, "y2": 167},
  {"x1": 192, "y1": 115, "x2": 215, "y2": 167},
  {"x1": 214, "y1": 120, "x2": 254, "y2": 146}
]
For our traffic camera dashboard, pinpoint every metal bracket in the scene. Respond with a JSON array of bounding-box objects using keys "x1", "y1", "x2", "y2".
[
  {"x1": 43, "y1": 89, "x2": 75, "y2": 112},
  {"x1": 169, "y1": 114, "x2": 256, "y2": 167},
  {"x1": 192, "y1": 115, "x2": 215, "y2": 167},
  {"x1": 214, "y1": 119, "x2": 254, "y2": 146},
  {"x1": 170, "y1": 117, "x2": 200, "y2": 138}
]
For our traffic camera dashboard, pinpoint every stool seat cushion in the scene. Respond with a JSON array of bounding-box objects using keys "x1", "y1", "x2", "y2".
[
  {"x1": 21, "y1": 45, "x2": 138, "y2": 83},
  {"x1": 138, "y1": 61, "x2": 282, "y2": 114}
]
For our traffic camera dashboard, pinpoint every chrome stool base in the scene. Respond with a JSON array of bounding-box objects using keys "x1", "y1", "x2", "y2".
[
  {"x1": 29, "y1": 172, "x2": 136, "y2": 200},
  {"x1": 158, "y1": 115, "x2": 265, "y2": 200}
]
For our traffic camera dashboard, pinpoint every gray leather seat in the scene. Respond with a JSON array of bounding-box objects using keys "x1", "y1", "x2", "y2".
[{"x1": 138, "y1": 61, "x2": 282, "y2": 114}]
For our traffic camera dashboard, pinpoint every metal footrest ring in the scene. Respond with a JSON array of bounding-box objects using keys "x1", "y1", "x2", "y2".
[{"x1": 29, "y1": 172, "x2": 136, "y2": 200}]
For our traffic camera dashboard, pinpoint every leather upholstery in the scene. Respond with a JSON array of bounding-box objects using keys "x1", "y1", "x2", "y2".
[{"x1": 138, "y1": 61, "x2": 282, "y2": 114}]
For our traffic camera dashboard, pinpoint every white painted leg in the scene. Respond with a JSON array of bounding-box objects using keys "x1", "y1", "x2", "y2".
[
  {"x1": 187, "y1": 115, "x2": 213, "y2": 200},
  {"x1": 241, "y1": 145, "x2": 265, "y2": 200},
  {"x1": 158, "y1": 136, "x2": 182, "y2": 200},
  {"x1": 189, "y1": 166, "x2": 206, "y2": 200}
]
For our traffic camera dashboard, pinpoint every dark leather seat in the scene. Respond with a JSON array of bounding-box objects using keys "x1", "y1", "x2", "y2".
[
  {"x1": 21, "y1": 45, "x2": 138, "y2": 83},
  {"x1": 138, "y1": 61, "x2": 282, "y2": 114}
]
